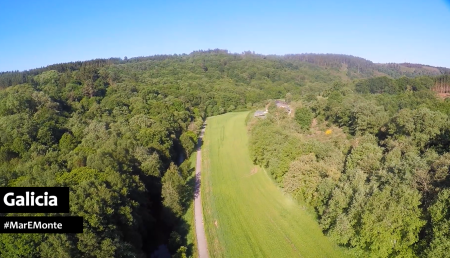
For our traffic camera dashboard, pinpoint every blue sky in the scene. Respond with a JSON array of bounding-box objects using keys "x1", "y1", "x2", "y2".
[{"x1": 0, "y1": 0, "x2": 449, "y2": 72}]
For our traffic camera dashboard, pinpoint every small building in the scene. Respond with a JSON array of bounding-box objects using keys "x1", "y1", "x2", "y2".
[
  {"x1": 275, "y1": 100, "x2": 289, "y2": 108},
  {"x1": 275, "y1": 100, "x2": 291, "y2": 115},
  {"x1": 254, "y1": 110, "x2": 267, "y2": 118}
]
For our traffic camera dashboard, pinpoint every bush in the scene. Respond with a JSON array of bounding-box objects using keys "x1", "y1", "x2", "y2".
[{"x1": 295, "y1": 107, "x2": 313, "y2": 130}]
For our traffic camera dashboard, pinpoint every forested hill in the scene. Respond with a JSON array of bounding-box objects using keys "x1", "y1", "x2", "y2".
[
  {"x1": 283, "y1": 54, "x2": 450, "y2": 78},
  {"x1": 1, "y1": 50, "x2": 449, "y2": 89}
]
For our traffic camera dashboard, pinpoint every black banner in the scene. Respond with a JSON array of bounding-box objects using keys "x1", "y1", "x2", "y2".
[
  {"x1": 0, "y1": 216, "x2": 83, "y2": 233},
  {"x1": 0, "y1": 187, "x2": 69, "y2": 213}
]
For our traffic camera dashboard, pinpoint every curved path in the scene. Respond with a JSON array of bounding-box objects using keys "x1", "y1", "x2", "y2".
[{"x1": 194, "y1": 125, "x2": 209, "y2": 258}]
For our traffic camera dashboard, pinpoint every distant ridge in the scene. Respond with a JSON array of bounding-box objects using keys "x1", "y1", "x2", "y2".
[{"x1": 1, "y1": 49, "x2": 449, "y2": 88}]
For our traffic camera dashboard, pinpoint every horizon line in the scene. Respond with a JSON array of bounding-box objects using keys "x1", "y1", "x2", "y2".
[{"x1": 1, "y1": 49, "x2": 449, "y2": 74}]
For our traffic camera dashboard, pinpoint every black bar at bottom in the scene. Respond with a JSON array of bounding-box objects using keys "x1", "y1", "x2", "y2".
[{"x1": 0, "y1": 216, "x2": 83, "y2": 233}]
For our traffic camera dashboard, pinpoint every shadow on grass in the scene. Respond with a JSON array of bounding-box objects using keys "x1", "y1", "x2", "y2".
[{"x1": 172, "y1": 129, "x2": 205, "y2": 257}]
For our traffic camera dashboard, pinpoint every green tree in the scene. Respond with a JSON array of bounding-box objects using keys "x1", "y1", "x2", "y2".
[
  {"x1": 357, "y1": 185, "x2": 425, "y2": 257},
  {"x1": 161, "y1": 163, "x2": 185, "y2": 223},
  {"x1": 180, "y1": 131, "x2": 198, "y2": 157},
  {"x1": 294, "y1": 107, "x2": 313, "y2": 130},
  {"x1": 426, "y1": 189, "x2": 450, "y2": 258}
]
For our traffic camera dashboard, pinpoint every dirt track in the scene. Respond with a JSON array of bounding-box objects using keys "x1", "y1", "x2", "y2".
[{"x1": 194, "y1": 125, "x2": 209, "y2": 258}]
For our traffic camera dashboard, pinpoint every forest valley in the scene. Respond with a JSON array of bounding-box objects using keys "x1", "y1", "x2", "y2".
[{"x1": 0, "y1": 49, "x2": 449, "y2": 257}]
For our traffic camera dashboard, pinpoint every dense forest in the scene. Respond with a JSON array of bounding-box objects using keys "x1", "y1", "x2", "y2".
[
  {"x1": 248, "y1": 75, "x2": 450, "y2": 257},
  {"x1": 0, "y1": 49, "x2": 449, "y2": 257}
]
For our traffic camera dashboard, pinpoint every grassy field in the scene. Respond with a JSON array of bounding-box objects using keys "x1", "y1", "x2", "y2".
[{"x1": 201, "y1": 111, "x2": 348, "y2": 258}]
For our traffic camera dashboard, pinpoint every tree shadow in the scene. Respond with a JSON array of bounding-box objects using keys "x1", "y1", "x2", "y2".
[
  {"x1": 154, "y1": 202, "x2": 195, "y2": 258},
  {"x1": 183, "y1": 171, "x2": 197, "y2": 209},
  {"x1": 173, "y1": 216, "x2": 196, "y2": 257},
  {"x1": 172, "y1": 168, "x2": 199, "y2": 257},
  {"x1": 194, "y1": 172, "x2": 201, "y2": 199},
  {"x1": 179, "y1": 125, "x2": 206, "y2": 256},
  {"x1": 193, "y1": 129, "x2": 204, "y2": 198},
  {"x1": 194, "y1": 127, "x2": 205, "y2": 152},
  {"x1": 161, "y1": 124, "x2": 206, "y2": 258}
]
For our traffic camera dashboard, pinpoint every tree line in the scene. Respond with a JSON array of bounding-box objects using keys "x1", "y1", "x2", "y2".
[{"x1": 3, "y1": 50, "x2": 449, "y2": 89}]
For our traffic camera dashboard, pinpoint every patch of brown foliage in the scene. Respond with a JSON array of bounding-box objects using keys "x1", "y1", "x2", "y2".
[{"x1": 437, "y1": 93, "x2": 450, "y2": 99}]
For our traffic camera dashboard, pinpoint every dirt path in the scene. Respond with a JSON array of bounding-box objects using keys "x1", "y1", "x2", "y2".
[{"x1": 194, "y1": 125, "x2": 209, "y2": 258}]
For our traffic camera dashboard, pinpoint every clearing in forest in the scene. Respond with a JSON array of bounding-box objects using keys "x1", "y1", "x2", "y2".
[{"x1": 201, "y1": 111, "x2": 347, "y2": 258}]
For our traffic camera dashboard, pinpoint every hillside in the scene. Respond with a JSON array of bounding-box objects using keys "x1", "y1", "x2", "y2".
[
  {"x1": 1, "y1": 50, "x2": 449, "y2": 90},
  {"x1": 281, "y1": 53, "x2": 450, "y2": 79}
]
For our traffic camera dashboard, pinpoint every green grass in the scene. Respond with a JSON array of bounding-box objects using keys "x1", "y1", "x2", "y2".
[{"x1": 201, "y1": 111, "x2": 348, "y2": 258}]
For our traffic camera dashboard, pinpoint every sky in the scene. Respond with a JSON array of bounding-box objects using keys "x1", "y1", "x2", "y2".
[{"x1": 0, "y1": 0, "x2": 449, "y2": 72}]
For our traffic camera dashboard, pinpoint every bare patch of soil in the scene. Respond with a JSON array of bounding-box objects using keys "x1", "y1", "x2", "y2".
[
  {"x1": 311, "y1": 118, "x2": 317, "y2": 128},
  {"x1": 250, "y1": 167, "x2": 258, "y2": 176}
]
